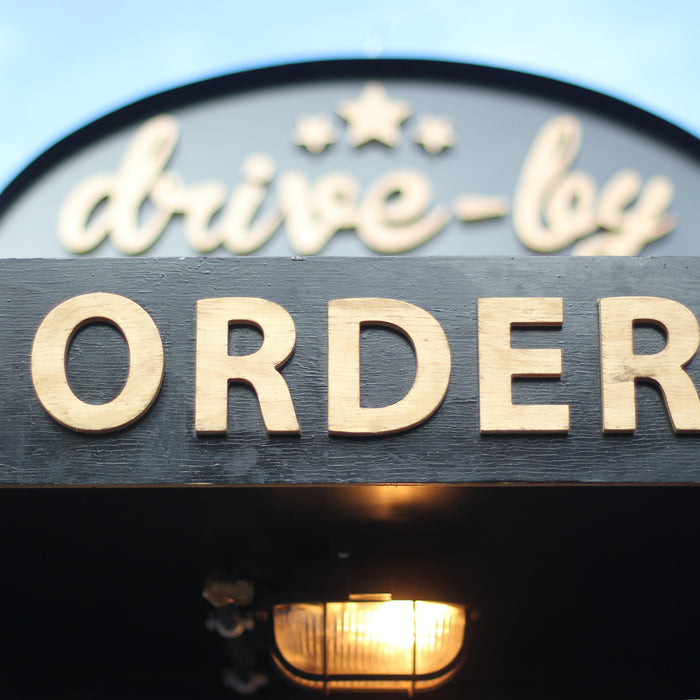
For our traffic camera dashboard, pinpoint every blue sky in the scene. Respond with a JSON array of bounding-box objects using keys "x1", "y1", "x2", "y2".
[{"x1": 1, "y1": 0, "x2": 699, "y2": 191}]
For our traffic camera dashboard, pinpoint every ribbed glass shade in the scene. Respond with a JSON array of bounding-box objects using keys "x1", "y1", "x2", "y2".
[
  {"x1": 273, "y1": 603, "x2": 325, "y2": 675},
  {"x1": 272, "y1": 600, "x2": 466, "y2": 694}
]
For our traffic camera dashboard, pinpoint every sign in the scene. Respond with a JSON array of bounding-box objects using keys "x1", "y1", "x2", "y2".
[
  {"x1": 1, "y1": 60, "x2": 700, "y2": 258},
  {"x1": 2, "y1": 61, "x2": 700, "y2": 700},
  {"x1": 4, "y1": 256, "x2": 700, "y2": 485}
]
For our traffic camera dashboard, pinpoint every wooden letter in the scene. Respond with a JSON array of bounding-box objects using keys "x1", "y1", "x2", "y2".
[
  {"x1": 195, "y1": 298, "x2": 299, "y2": 434},
  {"x1": 328, "y1": 298, "x2": 451, "y2": 435},
  {"x1": 599, "y1": 296, "x2": 700, "y2": 432},
  {"x1": 478, "y1": 297, "x2": 569, "y2": 433},
  {"x1": 31, "y1": 293, "x2": 164, "y2": 433}
]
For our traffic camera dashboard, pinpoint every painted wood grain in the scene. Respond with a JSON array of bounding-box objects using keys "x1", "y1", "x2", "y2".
[{"x1": 1, "y1": 256, "x2": 700, "y2": 484}]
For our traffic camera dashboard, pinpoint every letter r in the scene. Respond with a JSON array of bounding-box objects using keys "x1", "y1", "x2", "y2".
[
  {"x1": 195, "y1": 298, "x2": 299, "y2": 434},
  {"x1": 599, "y1": 296, "x2": 700, "y2": 432}
]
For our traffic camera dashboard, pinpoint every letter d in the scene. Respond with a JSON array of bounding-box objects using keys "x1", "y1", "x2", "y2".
[{"x1": 328, "y1": 298, "x2": 450, "y2": 435}]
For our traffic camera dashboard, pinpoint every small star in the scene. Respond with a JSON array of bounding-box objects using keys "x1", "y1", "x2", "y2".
[
  {"x1": 414, "y1": 115, "x2": 455, "y2": 154},
  {"x1": 294, "y1": 114, "x2": 336, "y2": 154},
  {"x1": 337, "y1": 82, "x2": 411, "y2": 147}
]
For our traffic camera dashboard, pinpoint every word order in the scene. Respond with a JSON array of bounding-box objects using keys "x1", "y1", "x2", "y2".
[{"x1": 30, "y1": 293, "x2": 700, "y2": 436}]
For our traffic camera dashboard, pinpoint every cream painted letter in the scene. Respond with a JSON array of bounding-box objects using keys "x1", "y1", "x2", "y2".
[
  {"x1": 328, "y1": 298, "x2": 451, "y2": 435},
  {"x1": 478, "y1": 297, "x2": 569, "y2": 433},
  {"x1": 31, "y1": 293, "x2": 164, "y2": 433},
  {"x1": 599, "y1": 296, "x2": 700, "y2": 432},
  {"x1": 195, "y1": 298, "x2": 299, "y2": 434}
]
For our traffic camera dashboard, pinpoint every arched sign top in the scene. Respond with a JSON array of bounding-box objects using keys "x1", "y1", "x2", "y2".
[{"x1": 2, "y1": 58, "x2": 700, "y2": 258}]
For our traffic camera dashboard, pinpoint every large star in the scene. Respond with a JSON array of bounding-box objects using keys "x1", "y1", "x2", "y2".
[
  {"x1": 413, "y1": 115, "x2": 455, "y2": 154},
  {"x1": 337, "y1": 82, "x2": 411, "y2": 147},
  {"x1": 294, "y1": 114, "x2": 336, "y2": 154}
]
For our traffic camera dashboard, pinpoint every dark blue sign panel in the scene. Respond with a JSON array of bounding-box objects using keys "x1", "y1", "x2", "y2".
[
  {"x1": 4, "y1": 256, "x2": 700, "y2": 485},
  {"x1": 1, "y1": 60, "x2": 700, "y2": 258}
]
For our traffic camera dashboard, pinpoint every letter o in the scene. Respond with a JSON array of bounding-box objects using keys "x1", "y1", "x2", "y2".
[{"x1": 31, "y1": 293, "x2": 164, "y2": 433}]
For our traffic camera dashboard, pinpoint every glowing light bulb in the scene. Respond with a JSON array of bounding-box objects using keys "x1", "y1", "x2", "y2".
[{"x1": 272, "y1": 598, "x2": 466, "y2": 694}]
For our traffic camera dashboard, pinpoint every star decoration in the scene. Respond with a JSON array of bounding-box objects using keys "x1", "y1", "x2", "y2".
[
  {"x1": 413, "y1": 115, "x2": 455, "y2": 154},
  {"x1": 337, "y1": 82, "x2": 411, "y2": 147},
  {"x1": 294, "y1": 114, "x2": 337, "y2": 154}
]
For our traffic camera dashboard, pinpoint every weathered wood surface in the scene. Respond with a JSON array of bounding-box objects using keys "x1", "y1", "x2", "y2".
[{"x1": 2, "y1": 256, "x2": 700, "y2": 485}]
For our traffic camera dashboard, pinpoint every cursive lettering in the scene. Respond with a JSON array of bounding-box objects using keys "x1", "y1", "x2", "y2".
[
  {"x1": 58, "y1": 116, "x2": 448, "y2": 256},
  {"x1": 58, "y1": 115, "x2": 180, "y2": 254},
  {"x1": 512, "y1": 114, "x2": 675, "y2": 255},
  {"x1": 57, "y1": 113, "x2": 676, "y2": 258}
]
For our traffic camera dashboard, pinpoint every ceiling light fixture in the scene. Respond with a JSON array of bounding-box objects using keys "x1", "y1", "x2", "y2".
[
  {"x1": 204, "y1": 578, "x2": 468, "y2": 695},
  {"x1": 271, "y1": 596, "x2": 467, "y2": 694}
]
